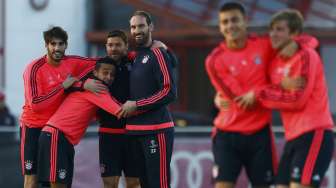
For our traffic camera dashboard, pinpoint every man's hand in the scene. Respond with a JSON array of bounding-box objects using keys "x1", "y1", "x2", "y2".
[
  {"x1": 281, "y1": 76, "x2": 306, "y2": 90},
  {"x1": 151, "y1": 40, "x2": 168, "y2": 50},
  {"x1": 234, "y1": 91, "x2": 256, "y2": 109},
  {"x1": 214, "y1": 93, "x2": 230, "y2": 110},
  {"x1": 62, "y1": 75, "x2": 78, "y2": 89},
  {"x1": 120, "y1": 100, "x2": 137, "y2": 118},
  {"x1": 83, "y1": 79, "x2": 107, "y2": 95},
  {"x1": 279, "y1": 40, "x2": 298, "y2": 58}
]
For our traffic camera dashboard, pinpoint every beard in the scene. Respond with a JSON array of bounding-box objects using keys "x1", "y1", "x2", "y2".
[
  {"x1": 133, "y1": 31, "x2": 150, "y2": 47},
  {"x1": 48, "y1": 50, "x2": 64, "y2": 62},
  {"x1": 109, "y1": 51, "x2": 126, "y2": 62}
]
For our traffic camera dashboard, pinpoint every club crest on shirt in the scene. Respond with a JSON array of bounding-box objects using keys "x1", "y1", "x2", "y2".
[
  {"x1": 254, "y1": 55, "x2": 262, "y2": 65},
  {"x1": 278, "y1": 65, "x2": 290, "y2": 76},
  {"x1": 58, "y1": 169, "x2": 67, "y2": 179},
  {"x1": 229, "y1": 65, "x2": 237, "y2": 75},
  {"x1": 48, "y1": 76, "x2": 55, "y2": 85},
  {"x1": 142, "y1": 55, "x2": 150, "y2": 64},
  {"x1": 312, "y1": 174, "x2": 320, "y2": 181},
  {"x1": 241, "y1": 60, "x2": 247, "y2": 66},
  {"x1": 25, "y1": 160, "x2": 33, "y2": 170},
  {"x1": 291, "y1": 167, "x2": 301, "y2": 179}
]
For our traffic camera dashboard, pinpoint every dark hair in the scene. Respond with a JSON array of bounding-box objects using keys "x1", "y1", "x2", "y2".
[
  {"x1": 131, "y1": 10, "x2": 153, "y2": 25},
  {"x1": 220, "y1": 2, "x2": 246, "y2": 16},
  {"x1": 270, "y1": 9, "x2": 304, "y2": 34},
  {"x1": 95, "y1": 57, "x2": 116, "y2": 70},
  {"x1": 107, "y1": 30, "x2": 128, "y2": 44},
  {"x1": 43, "y1": 26, "x2": 68, "y2": 44}
]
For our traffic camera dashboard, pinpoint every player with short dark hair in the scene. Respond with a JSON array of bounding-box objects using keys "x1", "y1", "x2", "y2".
[
  {"x1": 37, "y1": 57, "x2": 122, "y2": 188},
  {"x1": 98, "y1": 29, "x2": 140, "y2": 188},
  {"x1": 119, "y1": 10, "x2": 178, "y2": 188},
  {"x1": 206, "y1": 2, "x2": 318, "y2": 188},
  {"x1": 255, "y1": 9, "x2": 334, "y2": 188},
  {"x1": 20, "y1": 26, "x2": 103, "y2": 188}
]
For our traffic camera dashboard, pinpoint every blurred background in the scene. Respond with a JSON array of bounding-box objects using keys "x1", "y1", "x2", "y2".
[{"x1": 0, "y1": 0, "x2": 335, "y2": 187}]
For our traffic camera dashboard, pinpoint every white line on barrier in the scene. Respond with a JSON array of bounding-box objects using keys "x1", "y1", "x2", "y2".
[{"x1": 0, "y1": 125, "x2": 334, "y2": 133}]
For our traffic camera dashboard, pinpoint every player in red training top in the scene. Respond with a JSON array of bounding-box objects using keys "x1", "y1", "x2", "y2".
[
  {"x1": 206, "y1": 3, "x2": 280, "y2": 188},
  {"x1": 20, "y1": 26, "x2": 104, "y2": 188},
  {"x1": 253, "y1": 10, "x2": 334, "y2": 188},
  {"x1": 37, "y1": 57, "x2": 122, "y2": 188},
  {"x1": 205, "y1": 3, "x2": 317, "y2": 188}
]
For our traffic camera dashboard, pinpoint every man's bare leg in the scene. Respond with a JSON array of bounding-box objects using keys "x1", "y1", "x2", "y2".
[
  {"x1": 102, "y1": 176, "x2": 120, "y2": 188},
  {"x1": 24, "y1": 175, "x2": 38, "y2": 188},
  {"x1": 50, "y1": 183, "x2": 67, "y2": 188},
  {"x1": 276, "y1": 184, "x2": 289, "y2": 188},
  {"x1": 215, "y1": 181, "x2": 235, "y2": 188},
  {"x1": 290, "y1": 182, "x2": 314, "y2": 188},
  {"x1": 125, "y1": 177, "x2": 140, "y2": 188}
]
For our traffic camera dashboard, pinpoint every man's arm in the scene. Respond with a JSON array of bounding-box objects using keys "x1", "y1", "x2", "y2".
[
  {"x1": 67, "y1": 55, "x2": 97, "y2": 79},
  {"x1": 205, "y1": 49, "x2": 245, "y2": 99},
  {"x1": 134, "y1": 48, "x2": 177, "y2": 111},
  {"x1": 64, "y1": 56, "x2": 99, "y2": 92},
  {"x1": 85, "y1": 91, "x2": 122, "y2": 117},
  {"x1": 23, "y1": 66, "x2": 72, "y2": 112},
  {"x1": 65, "y1": 57, "x2": 107, "y2": 94},
  {"x1": 257, "y1": 49, "x2": 318, "y2": 110},
  {"x1": 258, "y1": 33, "x2": 318, "y2": 59}
]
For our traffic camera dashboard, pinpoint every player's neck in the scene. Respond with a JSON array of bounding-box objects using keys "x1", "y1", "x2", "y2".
[
  {"x1": 226, "y1": 36, "x2": 247, "y2": 50},
  {"x1": 115, "y1": 60, "x2": 121, "y2": 65},
  {"x1": 142, "y1": 38, "x2": 153, "y2": 48},
  {"x1": 46, "y1": 55, "x2": 61, "y2": 66}
]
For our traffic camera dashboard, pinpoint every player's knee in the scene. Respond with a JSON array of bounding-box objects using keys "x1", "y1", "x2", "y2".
[
  {"x1": 289, "y1": 182, "x2": 314, "y2": 188},
  {"x1": 125, "y1": 177, "x2": 140, "y2": 188},
  {"x1": 276, "y1": 184, "x2": 289, "y2": 188},
  {"x1": 50, "y1": 183, "x2": 67, "y2": 188},
  {"x1": 252, "y1": 186, "x2": 272, "y2": 188},
  {"x1": 102, "y1": 176, "x2": 119, "y2": 188},
  {"x1": 214, "y1": 181, "x2": 235, "y2": 188},
  {"x1": 24, "y1": 175, "x2": 38, "y2": 188}
]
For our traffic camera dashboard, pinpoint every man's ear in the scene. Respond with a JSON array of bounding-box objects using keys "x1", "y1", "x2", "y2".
[
  {"x1": 149, "y1": 23, "x2": 154, "y2": 32},
  {"x1": 93, "y1": 69, "x2": 98, "y2": 77},
  {"x1": 290, "y1": 31, "x2": 300, "y2": 38}
]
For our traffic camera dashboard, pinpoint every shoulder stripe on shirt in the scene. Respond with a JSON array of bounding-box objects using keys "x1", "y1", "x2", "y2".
[
  {"x1": 77, "y1": 66, "x2": 95, "y2": 80},
  {"x1": 33, "y1": 86, "x2": 63, "y2": 103},
  {"x1": 110, "y1": 94, "x2": 122, "y2": 106},
  {"x1": 136, "y1": 48, "x2": 171, "y2": 106},
  {"x1": 66, "y1": 55, "x2": 98, "y2": 61},
  {"x1": 30, "y1": 58, "x2": 63, "y2": 104},
  {"x1": 66, "y1": 55, "x2": 96, "y2": 79},
  {"x1": 30, "y1": 58, "x2": 45, "y2": 98},
  {"x1": 137, "y1": 49, "x2": 170, "y2": 105}
]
